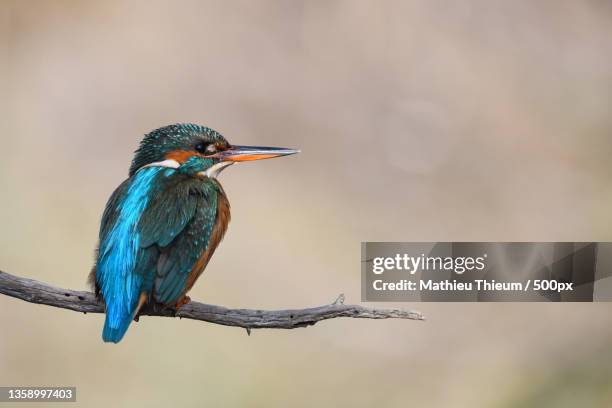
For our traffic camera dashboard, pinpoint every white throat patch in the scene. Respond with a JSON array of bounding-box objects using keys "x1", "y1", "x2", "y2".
[{"x1": 201, "y1": 161, "x2": 234, "y2": 179}]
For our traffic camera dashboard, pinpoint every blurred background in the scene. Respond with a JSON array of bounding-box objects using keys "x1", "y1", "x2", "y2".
[{"x1": 1, "y1": 0, "x2": 612, "y2": 406}]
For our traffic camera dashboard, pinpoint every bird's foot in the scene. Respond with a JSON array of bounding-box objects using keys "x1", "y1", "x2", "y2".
[{"x1": 174, "y1": 295, "x2": 191, "y2": 311}]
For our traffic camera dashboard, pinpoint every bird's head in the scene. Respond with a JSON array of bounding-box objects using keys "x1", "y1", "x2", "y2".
[{"x1": 129, "y1": 123, "x2": 298, "y2": 177}]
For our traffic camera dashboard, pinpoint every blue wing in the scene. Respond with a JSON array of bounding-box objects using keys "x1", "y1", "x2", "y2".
[
  {"x1": 96, "y1": 166, "x2": 172, "y2": 343},
  {"x1": 137, "y1": 176, "x2": 218, "y2": 304},
  {"x1": 95, "y1": 166, "x2": 218, "y2": 343}
]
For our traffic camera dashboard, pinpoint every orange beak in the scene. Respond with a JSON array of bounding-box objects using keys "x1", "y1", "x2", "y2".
[{"x1": 219, "y1": 145, "x2": 300, "y2": 162}]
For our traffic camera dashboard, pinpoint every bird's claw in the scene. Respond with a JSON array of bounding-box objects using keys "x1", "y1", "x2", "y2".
[{"x1": 174, "y1": 296, "x2": 191, "y2": 311}]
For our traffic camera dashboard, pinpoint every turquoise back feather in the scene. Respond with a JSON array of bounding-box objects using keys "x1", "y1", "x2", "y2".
[{"x1": 97, "y1": 166, "x2": 164, "y2": 343}]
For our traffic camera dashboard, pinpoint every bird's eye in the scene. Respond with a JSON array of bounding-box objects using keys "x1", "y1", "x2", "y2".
[
  {"x1": 195, "y1": 142, "x2": 207, "y2": 153},
  {"x1": 195, "y1": 142, "x2": 220, "y2": 155},
  {"x1": 195, "y1": 142, "x2": 218, "y2": 155}
]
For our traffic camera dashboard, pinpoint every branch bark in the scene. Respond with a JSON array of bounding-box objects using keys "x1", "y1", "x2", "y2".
[{"x1": 0, "y1": 270, "x2": 424, "y2": 332}]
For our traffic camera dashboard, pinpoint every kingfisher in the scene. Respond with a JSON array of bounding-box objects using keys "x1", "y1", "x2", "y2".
[{"x1": 89, "y1": 123, "x2": 298, "y2": 343}]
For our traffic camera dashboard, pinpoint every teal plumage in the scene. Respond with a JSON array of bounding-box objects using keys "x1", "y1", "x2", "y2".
[
  {"x1": 96, "y1": 167, "x2": 221, "y2": 342},
  {"x1": 97, "y1": 167, "x2": 161, "y2": 342},
  {"x1": 91, "y1": 123, "x2": 298, "y2": 343}
]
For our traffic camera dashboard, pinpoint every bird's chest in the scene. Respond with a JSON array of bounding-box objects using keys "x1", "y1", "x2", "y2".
[
  {"x1": 193, "y1": 178, "x2": 231, "y2": 246},
  {"x1": 182, "y1": 182, "x2": 231, "y2": 290}
]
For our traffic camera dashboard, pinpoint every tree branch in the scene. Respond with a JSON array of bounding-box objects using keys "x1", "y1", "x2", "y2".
[{"x1": 0, "y1": 270, "x2": 424, "y2": 332}]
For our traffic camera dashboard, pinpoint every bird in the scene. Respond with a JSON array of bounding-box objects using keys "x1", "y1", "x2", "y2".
[{"x1": 89, "y1": 123, "x2": 298, "y2": 343}]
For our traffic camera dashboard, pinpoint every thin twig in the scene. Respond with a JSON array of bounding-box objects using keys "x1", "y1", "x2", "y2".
[{"x1": 0, "y1": 270, "x2": 424, "y2": 330}]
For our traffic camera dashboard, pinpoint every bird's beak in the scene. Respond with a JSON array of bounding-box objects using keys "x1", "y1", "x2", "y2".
[{"x1": 219, "y1": 145, "x2": 300, "y2": 162}]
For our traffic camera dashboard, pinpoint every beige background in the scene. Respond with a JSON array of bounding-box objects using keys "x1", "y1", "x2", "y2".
[{"x1": 1, "y1": 1, "x2": 612, "y2": 406}]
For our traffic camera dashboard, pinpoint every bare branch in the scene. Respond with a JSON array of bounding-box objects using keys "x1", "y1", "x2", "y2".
[{"x1": 0, "y1": 270, "x2": 424, "y2": 330}]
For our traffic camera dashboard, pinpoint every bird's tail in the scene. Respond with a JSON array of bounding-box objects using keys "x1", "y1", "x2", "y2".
[
  {"x1": 102, "y1": 312, "x2": 132, "y2": 343},
  {"x1": 102, "y1": 292, "x2": 146, "y2": 343}
]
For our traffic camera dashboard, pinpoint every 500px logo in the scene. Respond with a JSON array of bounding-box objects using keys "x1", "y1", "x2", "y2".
[{"x1": 371, "y1": 253, "x2": 487, "y2": 275}]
